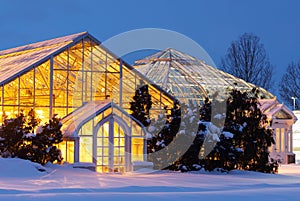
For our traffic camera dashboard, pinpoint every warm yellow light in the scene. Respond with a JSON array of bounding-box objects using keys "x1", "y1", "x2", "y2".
[{"x1": 36, "y1": 110, "x2": 43, "y2": 115}]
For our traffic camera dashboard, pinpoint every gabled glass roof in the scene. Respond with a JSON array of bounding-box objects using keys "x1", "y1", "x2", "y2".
[
  {"x1": 0, "y1": 32, "x2": 87, "y2": 85},
  {"x1": 134, "y1": 48, "x2": 274, "y2": 103}
]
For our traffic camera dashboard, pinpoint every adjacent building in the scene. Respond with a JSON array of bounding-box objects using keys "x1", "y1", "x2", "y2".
[
  {"x1": 134, "y1": 48, "x2": 297, "y2": 164},
  {"x1": 293, "y1": 111, "x2": 300, "y2": 163}
]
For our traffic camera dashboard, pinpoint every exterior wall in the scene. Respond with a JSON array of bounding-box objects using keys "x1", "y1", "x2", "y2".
[
  {"x1": 293, "y1": 111, "x2": 300, "y2": 164},
  {"x1": 0, "y1": 37, "x2": 173, "y2": 123},
  {"x1": 0, "y1": 35, "x2": 174, "y2": 172},
  {"x1": 270, "y1": 119, "x2": 294, "y2": 164},
  {"x1": 58, "y1": 106, "x2": 146, "y2": 173}
]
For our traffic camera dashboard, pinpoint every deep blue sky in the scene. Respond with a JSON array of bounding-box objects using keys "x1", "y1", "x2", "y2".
[{"x1": 0, "y1": 0, "x2": 300, "y2": 97}]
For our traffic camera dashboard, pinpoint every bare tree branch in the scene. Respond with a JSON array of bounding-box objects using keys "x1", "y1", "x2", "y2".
[
  {"x1": 279, "y1": 61, "x2": 300, "y2": 109},
  {"x1": 221, "y1": 33, "x2": 274, "y2": 91}
]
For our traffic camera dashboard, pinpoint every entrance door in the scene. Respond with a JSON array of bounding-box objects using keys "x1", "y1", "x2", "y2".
[{"x1": 95, "y1": 119, "x2": 126, "y2": 172}]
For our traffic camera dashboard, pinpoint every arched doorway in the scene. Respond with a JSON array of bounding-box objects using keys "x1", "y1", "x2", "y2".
[
  {"x1": 61, "y1": 100, "x2": 147, "y2": 172},
  {"x1": 93, "y1": 115, "x2": 131, "y2": 173}
]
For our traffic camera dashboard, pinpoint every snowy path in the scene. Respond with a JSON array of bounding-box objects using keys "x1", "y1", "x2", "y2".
[{"x1": 1, "y1": 159, "x2": 300, "y2": 201}]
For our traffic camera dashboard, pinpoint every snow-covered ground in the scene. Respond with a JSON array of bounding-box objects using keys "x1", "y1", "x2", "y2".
[{"x1": 1, "y1": 158, "x2": 300, "y2": 201}]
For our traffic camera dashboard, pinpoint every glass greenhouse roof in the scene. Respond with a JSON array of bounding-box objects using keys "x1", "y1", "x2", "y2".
[
  {"x1": 134, "y1": 48, "x2": 274, "y2": 103},
  {"x1": 0, "y1": 32, "x2": 174, "y2": 123},
  {"x1": 0, "y1": 32, "x2": 87, "y2": 85}
]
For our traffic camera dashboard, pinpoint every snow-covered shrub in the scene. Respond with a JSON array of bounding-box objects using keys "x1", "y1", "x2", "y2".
[
  {"x1": 202, "y1": 88, "x2": 278, "y2": 173},
  {"x1": 0, "y1": 110, "x2": 63, "y2": 165}
]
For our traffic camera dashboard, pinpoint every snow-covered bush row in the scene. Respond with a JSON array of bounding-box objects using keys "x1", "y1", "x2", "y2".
[{"x1": 0, "y1": 109, "x2": 63, "y2": 165}]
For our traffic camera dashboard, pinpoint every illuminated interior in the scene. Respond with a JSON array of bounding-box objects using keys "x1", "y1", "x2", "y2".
[
  {"x1": 60, "y1": 100, "x2": 147, "y2": 172},
  {"x1": 0, "y1": 32, "x2": 174, "y2": 172},
  {"x1": 1, "y1": 31, "x2": 296, "y2": 169}
]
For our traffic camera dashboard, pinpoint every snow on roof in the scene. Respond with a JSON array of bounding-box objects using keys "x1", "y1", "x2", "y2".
[
  {"x1": 61, "y1": 99, "x2": 112, "y2": 139},
  {"x1": 0, "y1": 32, "x2": 87, "y2": 85},
  {"x1": 0, "y1": 32, "x2": 87, "y2": 56},
  {"x1": 258, "y1": 99, "x2": 296, "y2": 121},
  {"x1": 258, "y1": 98, "x2": 278, "y2": 112}
]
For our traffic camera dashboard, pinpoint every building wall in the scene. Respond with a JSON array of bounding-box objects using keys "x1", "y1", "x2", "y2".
[
  {"x1": 293, "y1": 111, "x2": 300, "y2": 164},
  {"x1": 0, "y1": 37, "x2": 173, "y2": 123},
  {"x1": 0, "y1": 36, "x2": 174, "y2": 172}
]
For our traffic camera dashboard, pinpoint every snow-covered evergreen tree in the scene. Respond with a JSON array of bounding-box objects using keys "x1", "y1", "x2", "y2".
[
  {"x1": 0, "y1": 111, "x2": 63, "y2": 165},
  {"x1": 203, "y1": 88, "x2": 277, "y2": 173},
  {"x1": 225, "y1": 88, "x2": 276, "y2": 173},
  {"x1": 146, "y1": 100, "x2": 181, "y2": 169},
  {"x1": 0, "y1": 112, "x2": 26, "y2": 157},
  {"x1": 130, "y1": 82, "x2": 152, "y2": 127}
]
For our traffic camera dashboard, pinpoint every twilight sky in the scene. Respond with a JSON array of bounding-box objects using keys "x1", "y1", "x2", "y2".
[{"x1": 0, "y1": 0, "x2": 300, "y2": 97}]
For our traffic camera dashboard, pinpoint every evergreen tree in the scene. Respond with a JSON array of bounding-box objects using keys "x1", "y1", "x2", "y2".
[
  {"x1": 0, "y1": 111, "x2": 63, "y2": 165},
  {"x1": 147, "y1": 100, "x2": 181, "y2": 169},
  {"x1": 130, "y1": 82, "x2": 152, "y2": 127},
  {"x1": 31, "y1": 114, "x2": 63, "y2": 164},
  {"x1": 0, "y1": 112, "x2": 26, "y2": 157},
  {"x1": 202, "y1": 88, "x2": 277, "y2": 173}
]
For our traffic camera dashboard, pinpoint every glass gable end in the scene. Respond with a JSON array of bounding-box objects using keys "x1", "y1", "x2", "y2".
[
  {"x1": 0, "y1": 32, "x2": 174, "y2": 172},
  {"x1": 0, "y1": 33, "x2": 173, "y2": 123}
]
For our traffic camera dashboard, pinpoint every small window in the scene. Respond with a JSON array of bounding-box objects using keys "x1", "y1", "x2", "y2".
[
  {"x1": 281, "y1": 128, "x2": 285, "y2": 152},
  {"x1": 275, "y1": 128, "x2": 280, "y2": 152}
]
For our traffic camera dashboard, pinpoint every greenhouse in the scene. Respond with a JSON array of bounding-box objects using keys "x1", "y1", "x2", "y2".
[
  {"x1": 134, "y1": 48, "x2": 297, "y2": 164},
  {"x1": 0, "y1": 32, "x2": 297, "y2": 171},
  {"x1": 0, "y1": 32, "x2": 174, "y2": 172},
  {"x1": 134, "y1": 48, "x2": 274, "y2": 103}
]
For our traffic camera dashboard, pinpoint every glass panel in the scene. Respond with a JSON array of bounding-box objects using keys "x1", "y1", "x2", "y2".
[
  {"x1": 35, "y1": 61, "x2": 50, "y2": 107},
  {"x1": 276, "y1": 128, "x2": 280, "y2": 153},
  {"x1": 132, "y1": 123, "x2": 142, "y2": 136},
  {"x1": 92, "y1": 72, "x2": 106, "y2": 101},
  {"x1": 20, "y1": 70, "x2": 34, "y2": 106},
  {"x1": 3, "y1": 106, "x2": 18, "y2": 119},
  {"x1": 83, "y1": 38, "x2": 92, "y2": 71},
  {"x1": 69, "y1": 71, "x2": 83, "y2": 108},
  {"x1": 53, "y1": 49, "x2": 68, "y2": 70},
  {"x1": 81, "y1": 119, "x2": 93, "y2": 135},
  {"x1": 103, "y1": 108, "x2": 112, "y2": 119},
  {"x1": 59, "y1": 141, "x2": 74, "y2": 163},
  {"x1": 58, "y1": 141, "x2": 67, "y2": 163},
  {"x1": 67, "y1": 141, "x2": 74, "y2": 163},
  {"x1": 69, "y1": 42, "x2": 83, "y2": 71},
  {"x1": 79, "y1": 136, "x2": 93, "y2": 162},
  {"x1": 53, "y1": 70, "x2": 68, "y2": 108},
  {"x1": 83, "y1": 71, "x2": 92, "y2": 102},
  {"x1": 36, "y1": 108, "x2": 50, "y2": 124},
  {"x1": 52, "y1": 107, "x2": 66, "y2": 119},
  {"x1": 3, "y1": 77, "x2": 18, "y2": 106},
  {"x1": 132, "y1": 137, "x2": 144, "y2": 161},
  {"x1": 281, "y1": 128, "x2": 285, "y2": 152}
]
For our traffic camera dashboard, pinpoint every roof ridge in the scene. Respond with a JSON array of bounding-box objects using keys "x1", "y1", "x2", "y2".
[
  {"x1": 0, "y1": 31, "x2": 87, "y2": 57},
  {"x1": 134, "y1": 47, "x2": 275, "y2": 100}
]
